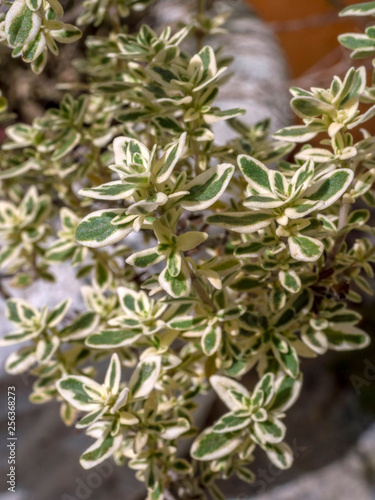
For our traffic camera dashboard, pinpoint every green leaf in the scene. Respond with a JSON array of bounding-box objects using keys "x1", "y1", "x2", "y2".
[
  {"x1": 160, "y1": 417, "x2": 190, "y2": 440},
  {"x1": 5, "y1": 0, "x2": 42, "y2": 47},
  {"x1": 0, "y1": 161, "x2": 37, "y2": 179},
  {"x1": 339, "y1": 33, "x2": 375, "y2": 51},
  {"x1": 5, "y1": 346, "x2": 36, "y2": 374},
  {"x1": 76, "y1": 407, "x2": 107, "y2": 429},
  {"x1": 272, "y1": 336, "x2": 299, "y2": 378},
  {"x1": 159, "y1": 261, "x2": 191, "y2": 298},
  {"x1": 254, "y1": 416, "x2": 286, "y2": 444},
  {"x1": 75, "y1": 209, "x2": 134, "y2": 248},
  {"x1": 104, "y1": 353, "x2": 121, "y2": 393},
  {"x1": 263, "y1": 442, "x2": 293, "y2": 470},
  {"x1": 348, "y1": 209, "x2": 370, "y2": 225},
  {"x1": 113, "y1": 136, "x2": 150, "y2": 168},
  {"x1": 279, "y1": 271, "x2": 301, "y2": 294},
  {"x1": 190, "y1": 428, "x2": 241, "y2": 461},
  {"x1": 180, "y1": 164, "x2": 234, "y2": 211},
  {"x1": 269, "y1": 374, "x2": 303, "y2": 412},
  {"x1": 207, "y1": 212, "x2": 273, "y2": 234},
  {"x1": 325, "y1": 325, "x2": 370, "y2": 350},
  {"x1": 176, "y1": 231, "x2": 208, "y2": 252},
  {"x1": 80, "y1": 434, "x2": 123, "y2": 469},
  {"x1": 46, "y1": 298, "x2": 71, "y2": 327},
  {"x1": 0, "y1": 244, "x2": 21, "y2": 268},
  {"x1": 238, "y1": 155, "x2": 272, "y2": 193},
  {"x1": 167, "y1": 251, "x2": 182, "y2": 278},
  {"x1": 152, "y1": 133, "x2": 186, "y2": 184},
  {"x1": 201, "y1": 325, "x2": 221, "y2": 356},
  {"x1": 59, "y1": 311, "x2": 98, "y2": 340},
  {"x1": 6, "y1": 299, "x2": 23, "y2": 323},
  {"x1": 288, "y1": 235, "x2": 324, "y2": 262},
  {"x1": 236, "y1": 467, "x2": 255, "y2": 484},
  {"x1": 36, "y1": 336, "x2": 59, "y2": 363},
  {"x1": 46, "y1": 0, "x2": 64, "y2": 17},
  {"x1": 0, "y1": 330, "x2": 39, "y2": 346},
  {"x1": 26, "y1": 0, "x2": 42, "y2": 10},
  {"x1": 51, "y1": 128, "x2": 81, "y2": 161},
  {"x1": 296, "y1": 147, "x2": 335, "y2": 163},
  {"x1": 253, "y1": 372, "x2": 275, "y2": 407},
  {"x1": 303, "y1": 169, "x2": 354, "y2": 209},
  {"x1": 51, "y1": 24, "x2": 82, "y2": 44},
  {"x1": 204, "y1": 107, "x2": 246, "y2": 124},
  {"x1": 348, "y1": 104, "x2": 375, "y2": 129},
  {"x1": 45, "y1": 241, "x2": 76, "y2": 262},
  {"x1": 284, "y1": 200, "x2": 322, "y2": 219},
  {"x1": 191, "y1": 427, "x2": 242, "y2": 461},
  {"x1": 18, "y1": 300, "x2": 38, "y2": 321},
  {"x1": 167, "y1": 316, "x2": 206, "y2": 330},
  {"x1": 340, "y1": 2, "x2": 375, "y2": 17},
  {"x1": 212, "y1": 411, "x2": 251, "y2": 433},
  {"x1": 210, "y1": 375, "x2": 250, "y2": 410},
  {"x1": 291, "y1": 96, "x2": 335, "y2": 119},
  {"x1": 22, "y1": 30, "x2": 46, "y2": 62},
  {"x1": 129, "y1": 355, "x2": 161, "y2": 399},
  {"x1": 117, "y1": 287, "x2": 137, "y2": 313},
  {"x1": 57, "y1": 376, "x2": 102, "y2": 411},
  {"x1": 229, "y1": 277, "x2": 261, "y2": 292},
  {"x1": 126, "y1": 247, "x2": 164, "y2": 268},
  {"x1": 273, "y1": 125, "x2": 321, "y2": 143},
  {"x1": 94, "y1": 261, "x2": 112, "y2": 289},
  {"x1": 171, "y1": 459, "x2": 192, "y2": 475},
  {"x1": 79, "y1": 181, "x2": 136, "y2": 201},
  {"x1": 86, "y1": 329, "x2": 143, "y2": 348},
  {"x1": 244, "y1": 193, "x2": 284, "y2": 210}
]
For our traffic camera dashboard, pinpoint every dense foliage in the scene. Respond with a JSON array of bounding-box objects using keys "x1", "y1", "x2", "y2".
[{"x1": 1, "y1": 1, "x2": 375, "y2": 499}]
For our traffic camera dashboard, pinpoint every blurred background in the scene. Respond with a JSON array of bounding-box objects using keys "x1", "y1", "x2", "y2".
[{"x1": 1, "y1": 1, "x2": 375, "y2": 499}]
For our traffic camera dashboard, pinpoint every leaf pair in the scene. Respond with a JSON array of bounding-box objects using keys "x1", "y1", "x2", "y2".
[
  {"x1": 191, "y1": 373, "x2": 301, "y2": 470},
  {"x1": 208, "y1": 155, "x2": 353, "y2": 262}
]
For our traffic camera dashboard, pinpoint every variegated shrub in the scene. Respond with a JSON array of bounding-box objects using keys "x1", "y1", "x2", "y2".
[{"x1": 0, "y1": 1, "x2": 375, "y2": 499}]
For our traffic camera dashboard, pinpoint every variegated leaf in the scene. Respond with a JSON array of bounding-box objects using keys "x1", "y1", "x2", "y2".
[
  {"x1": 207, "y1": 212, "x2": 273, "y2": 234},
  {"x1": 57, "y1": 376, "x2": 102, "y2": 411},
  {"x1": 288, "y1": 235, "x2": 324, "y2": 262},
  {"x1": 104, "y1": 353, "x2": 121, "y2": 393},
  {"x1": 210, "y1": 375, "x2": 250, "y2": 410},
  {"x1": 80, "y1": 434, "x2": 123, "y2": 469},
  {"x1": 191, "y1": 427, "x2": 242, "y2": 461},
  {"x1": 129, "y1": 356, "x2": 161, "y2": 399},
  {"x1": 79, "y1": 181, "x2": 136, "y2": 201},
  {"x1": 75, "y1": 210, "x2": 134, "y2": 248},
  {"x1": 180, "y1": 164, "x2": 234, "y2": 211},
  {"x1": 86, "y1": 329, "x2": 142, "y2": 348},
  {"x1": 5, "y1": 0, "x2": 42, "y2": 47},
  {"x1": 212, "y1": 411, "x2": 251, "y2": 433}
]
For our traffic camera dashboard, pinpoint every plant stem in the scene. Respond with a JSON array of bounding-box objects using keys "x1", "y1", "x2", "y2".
[
  {"x1": 190, "y1": 270, "x2": 216, "y2": 311},
  {"x1": 0, "y1": 277, "x2": 11, "y2": 300},
  {"x1": 197, "y1": 0, "x2": 205, "y2": 17},
  {"x1": 320, "y1": 196, "x2": 351, "y2": 274},
  {"x1": 109, "y1": 6, "x2": 121, "y2": 34}
]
